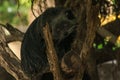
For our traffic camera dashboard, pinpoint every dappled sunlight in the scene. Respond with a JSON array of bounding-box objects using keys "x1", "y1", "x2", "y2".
[
  {"x1": 116, "y1": 36, "x2": 120, "y2": 47},
  {"x1": 95, "y1": 13, "x2": 120, "y2": 50},
  {"x1": 100, "y1": 15, "x2": 116, "y2": 26},
  {"x1": 105, "y1": 36, "x2": 112, "y2": 42},
  {"x1": 100, "y1": 14, "x2": 120, "y2": 47},
  {"x1": 8, "y1": 41, "x2": 21, "y2": 60},
  {"x1": 118, "y1": 15, "x2": 120, "y2": 19},
  {"x1": 104, "y1": 35, "x2": 120, "y2": 47}
]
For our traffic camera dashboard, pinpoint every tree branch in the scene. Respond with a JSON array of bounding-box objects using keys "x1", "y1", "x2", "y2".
[
  {"x1": 97, "y1": 27, "x2": 118, "y2": 45},
  {"x1": 0, "y1": 26, "x2": 29, "y2": 80},
  {"x1": 0, "y1": 23, "x2": 24, "y2": 42},
  {"x1": 43, "y1": 23, "x2": 63, "y2": 80}
]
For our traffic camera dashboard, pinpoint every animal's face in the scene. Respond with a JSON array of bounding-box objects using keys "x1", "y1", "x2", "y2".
[{"x1": 49, "y1": 8, "x2": 77, "y2": 42}]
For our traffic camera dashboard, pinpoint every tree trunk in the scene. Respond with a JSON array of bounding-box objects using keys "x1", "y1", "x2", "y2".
[
  {"x1": 61, "y1": 0, "x2": 100, "y2": 80},
  {"x1": 43, "y1": 23, "x2": 63, "y2": 80},
  {"x1": 0, "y1": 24, "x2": 29, "y2": 80}
]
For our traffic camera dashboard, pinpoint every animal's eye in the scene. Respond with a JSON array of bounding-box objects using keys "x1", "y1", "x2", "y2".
[{"x1": 65, "y1": 10, "x2": 75, "y2": 20}]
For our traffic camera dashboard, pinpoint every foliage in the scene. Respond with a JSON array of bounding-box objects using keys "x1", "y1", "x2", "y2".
[
  {"x1": 0, "y1": 0, "x2": 31, "y2": 26},
  {"x1": 94, "y1": 38, "x2": 120, "y2": 50}
]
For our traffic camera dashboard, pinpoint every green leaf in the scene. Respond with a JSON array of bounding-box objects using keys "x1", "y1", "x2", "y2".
[{"x1": 97, "y1": 44, "x2": 103, "y2": 49}]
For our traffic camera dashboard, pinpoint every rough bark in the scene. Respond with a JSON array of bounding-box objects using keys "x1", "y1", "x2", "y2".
[
  {"x1": 43, "y1": 23, "x2": 63, "y2": 80},
  {"x1": 0, "y1": 26, "x2": 29, "y2": 80},
  {"x1": 0, "y1": 23, "x2": 24, "y2": 42},
  {"x1": 63, "y1": 0, "x2": 100, "y2": 80},
  {"x1": 79, "y1": 1, "x2": 100, "y2": 80}
]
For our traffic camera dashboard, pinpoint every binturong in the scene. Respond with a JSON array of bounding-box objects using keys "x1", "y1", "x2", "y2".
[{"x1": 21, "y1": 7, "x2": 78, "y2": 80}]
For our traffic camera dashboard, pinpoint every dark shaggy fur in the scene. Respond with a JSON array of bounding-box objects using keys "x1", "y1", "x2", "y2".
[{"x1": 21, "y1": 7, "x2": 77, "y2": 79}]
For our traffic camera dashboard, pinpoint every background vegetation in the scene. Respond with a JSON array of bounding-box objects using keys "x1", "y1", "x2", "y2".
[{"x1": 0, "y1": 0, "x2": 31, "y2": 26}]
